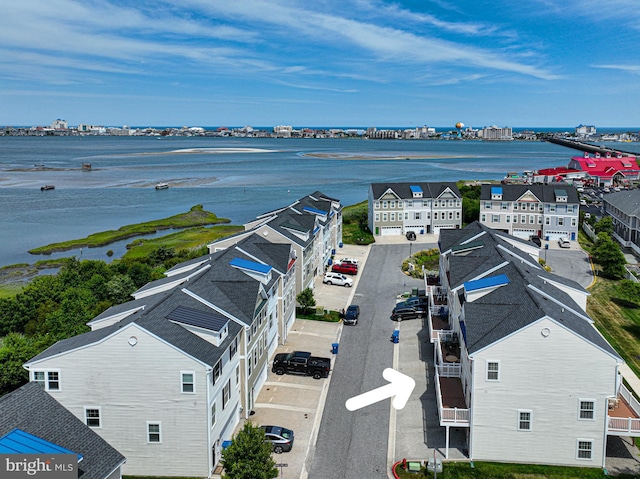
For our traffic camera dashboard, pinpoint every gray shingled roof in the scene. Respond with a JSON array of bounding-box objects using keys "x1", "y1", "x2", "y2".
[
  {"x1": 0, "y1": 382, "x2": 125, "y2": 479},
  {"x1": 232, "y1": 235, "x2": 292, "y2": 275},
  {"x1": 480, "y1": 183, "x2": 580, "y2": 203},
  {"x1": 443, "y1": 222, "x2": 619, "y2": 359},
  {"x1": 370, "y1": 182, "x2": 461, "y2": 200},
  {"x1": 604, "y1": 189, "x2": 640, "y2": 217}
]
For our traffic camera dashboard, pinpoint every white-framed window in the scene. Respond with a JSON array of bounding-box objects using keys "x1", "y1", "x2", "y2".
[
  {"x1": 484, "y1": 201, "x2": 492, "y2": 209},
  {"x1": 529, "y1": 215, "x2": 534, "y2": 224},
  {"x1": 550, "y1": 204, "x2": 556, "y2": 212},
  {"x1": 253, "y1": 349, "x2": 258, "y2": 367},
  {"x1": 236, "y1": 365, "x2": 240, "y2": 387},
  {"x1": 212, "y1": 361, "x2": 222, "y2": 385},
  {"x1": 456, "y1": 211, "x2": 460, "y2": 219},
  {"x1": 405, "y1": 213, "x2": 408, "y2": 220},
  {"x1": 247, "y1": 325, "x2": 251, "y2": 344},
  {"x1": 211, "y1": 402, "x2": 216, "y2": 428},
  {"x1": 530, "y1": 203, "x2": 536, "y2": 211},
  {"x1": 382, "y1": 200, "x2": 388, "y2": 209},
  {"x1": 513, "y1": 203, "x2": 519, "y2": 210},
  {"x1": 545, "y1": 217, "x2": 550, "y2": 225},
  {"x1": 506, "y1": 215, "x2": 511, "y2": 223},
  {"x1": 518, "y1": 410, "x2": 532, "y2": 431},
  {"x1": 415, "y1": 212, "x2": 421, "y2": 220},
  {"x1": 374, "y1": 201, "x2": 380, "y2": 209},
  {"x1": 558, "y1": 217, "x2": 564, "y2": 226},
  {"x1": 85, "y1": 407, "x2": 101, "y2": 428},
  {"x1": 230, "y1": 337, "x2": 238, "y2": 359},
  {"x1": 407, "y1": 200, "x2": 413, "y2": 207},
  {"x1": 390, "y1": 213, "x2": 395, "y2": 221},
  {"x1": 538, "y1": 216, "x2": 543, "y2": 224},
  {"x1": 434, "y1": 212, "x2": 439, "y2": 220},
  {"x1": 375, "y1": 213, "x2": 380, "y2": 222},
  {"x1": 572, "y1": 217, "x2": 577, "y2": 227},
  {"x1": 147, "y1": 422, "x2": 161, "y2": 443},
  {"x1": 390, "y1": 200, "x2": 396, "y2": 208},
  {"x1": 492, "y1": 214, "x2": 500, "y2": 223},
  {"x1": 501, "y1": 202, "x2": 509, "y2": 210},
  {"x1": 520, "y1": 215, "x2": 526, "y2": 223},
  {"x1": 486, "y1": 361, "x2": 500, "y2": 381},
  {"x1": 481, "y1": 214, "x2": 486, "y2": 222},
  {"x1": 383, "y1": 213, "x2": 388, "y2": 222},
  {"x1": 181, "y1": 371, "x2": 195, "y2": 393},
  {"x1": 576, "y1": 439, "x2": 593, "y2": 460},
  {"x1": 579, "y1": 400, "x2": 595, "y2": 420},
  {"x1": 222, "y1": 379, "x2": 231, "y2": 409},
  {"x1": 513, "y1": 215, "x2": 518, "y2": 223},
  {"x1": 248, "y1": 350, "x2": 252, "y2": 376},
  {"x1": 449, "y1": 212, "x2": 453, "y2": 220},
  {"x1": 32, "y1": 370, "x2": 60, "y2": 391}
]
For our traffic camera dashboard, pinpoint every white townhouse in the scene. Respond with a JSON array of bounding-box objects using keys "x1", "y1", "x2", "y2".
[
  {"x1": 479, "y1": 183, "x2": 580, "y2": 242},
  {"x1": 23, "y1": 240, "x2": 291, "y2": 477},
  {"x1": 426, "y1": 222, "x2": 639, "y2": 468},
  {"x1": 0, "y1": 382, "x2": 126, "y2": 479},
  {"x1": 603, "y1": 189, "x2": 640, "y2": 257},
  {"x1": 368, "y1": 182, "x2": 462, "y2": 237},
  {"x1": 212, "y1": 191, "x2": 342, "y2": 295}
]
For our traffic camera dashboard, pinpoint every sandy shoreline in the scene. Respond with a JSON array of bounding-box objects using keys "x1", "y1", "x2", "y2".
[{"x1": 303, "y1": 153, "x2": 473, "y2": 160}]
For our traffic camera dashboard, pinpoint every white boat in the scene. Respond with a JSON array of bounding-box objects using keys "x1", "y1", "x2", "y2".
[{"x1": 155, "y1": 183, "x2": 169, "y2": 190}]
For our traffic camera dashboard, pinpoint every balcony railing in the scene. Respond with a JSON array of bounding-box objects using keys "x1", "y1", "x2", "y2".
[
  {"x1": 607, "y1": 383, "x2": 640, "y2": 436},
  {"x1": 434, "y1": 354, "x2": 469, "y2": 427}
]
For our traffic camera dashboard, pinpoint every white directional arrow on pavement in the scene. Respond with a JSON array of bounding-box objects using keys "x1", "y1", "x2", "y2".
[{"x1": 345, "y1": 368, "x2": 415, "y2": 411}]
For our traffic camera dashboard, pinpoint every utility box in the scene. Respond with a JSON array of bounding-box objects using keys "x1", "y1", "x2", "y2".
[{"x1": 427, "y1": 458, "x2": 442, "y2": 473}]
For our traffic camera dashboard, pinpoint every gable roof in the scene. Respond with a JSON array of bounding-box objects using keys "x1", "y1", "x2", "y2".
[
  {"x1": 0, "y1": 382, "x2": 125, "y2": 479},
  {"x1": 441, "y1": 222, "x2": 620, "y2": 359},
  {"x1": 604, "y1": 189, "x2": 640, "y2": 218},
  {"x1": 480, "y1": 183, "x2": 579, "y2": 203},
  {"x1": 370, "y1": 182, "x2": 461, "y2": 201}
]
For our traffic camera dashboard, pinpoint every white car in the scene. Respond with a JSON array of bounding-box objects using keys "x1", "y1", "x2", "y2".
[
  {"x1": 338, "y1": 257, "x2": 359, "y2": 265},
  {"x1": 558, "y1": 238, "x2": 571, "y2": 248},
  {"x1": 323, "y1": 272, "x2": 353, "y2": 287}
]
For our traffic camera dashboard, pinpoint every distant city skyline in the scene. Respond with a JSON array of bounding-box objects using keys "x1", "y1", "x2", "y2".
[{"x1": 2, "y1": 1, "x2": 640, "y2": 128}]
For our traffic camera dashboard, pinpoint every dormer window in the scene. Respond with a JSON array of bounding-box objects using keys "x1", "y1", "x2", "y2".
[
  {"x1": 410, "y1": 185, "x2": 423, "y2": 198},
  {"x1": 491, "y1": 186, "x2": 503, "y2": 200}
]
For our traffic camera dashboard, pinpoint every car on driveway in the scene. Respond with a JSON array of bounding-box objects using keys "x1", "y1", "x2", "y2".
[
  {"x1": 323, "y1": 272, "x2": 353, "y2": 287},
  {"x1": 343, "y1": 305, "x2": 360, "y2": 325},
  {"x1": 261, "y1": 425, "x2": 294, "y2": 453},
  {"x1": 339, "y1": 257, "x2": 359, "y2": 265},
  {"x1": 331, "y1": 262, "x2": 358, "y2": 275},
  {"x1": 390, "y1": 305, "x2": 423, "y2": 321},
  {"x1": 558, "y1": 238, "x2": 570, "y2": 248}
]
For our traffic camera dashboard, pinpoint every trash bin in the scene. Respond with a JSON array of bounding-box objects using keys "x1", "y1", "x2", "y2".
[
  {"x1": 332, "y1": 343, "x2": 339, "y2": 354},
  {"x1": 391, "y1": 330, "x2": 400, "y2": 344},
  {"x1": 339, "y1": 242, "x2": 343, "y2": 248},
  {"x1": 222, "y1": 440, "x2": 233, "y2": 450}
]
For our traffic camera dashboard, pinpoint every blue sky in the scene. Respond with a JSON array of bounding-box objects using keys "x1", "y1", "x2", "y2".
[{"x1": 2, "y1": 0, "x2": 639, "y2": 128}]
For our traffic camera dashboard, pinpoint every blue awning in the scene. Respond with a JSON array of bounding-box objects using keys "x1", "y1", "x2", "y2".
[{"x1": 0, "y1": 429, "x2": 83, "y2": 462}]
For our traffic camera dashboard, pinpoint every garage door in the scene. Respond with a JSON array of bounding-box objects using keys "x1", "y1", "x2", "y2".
[
  {"x1": 513, "y1": 229, "x2": 536, "y2": 239},
  {"x1": 380, "y1": 226, "x2": 402, "y2": 236}
]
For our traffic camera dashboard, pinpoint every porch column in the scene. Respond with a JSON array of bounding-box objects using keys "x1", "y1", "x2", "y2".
[{"x1": 445, "y1": 425, "x2": 450, "y2": 459}]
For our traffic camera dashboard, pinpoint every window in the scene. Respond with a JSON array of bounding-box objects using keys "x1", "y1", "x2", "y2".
[
  {"x1": 481, "y1": 214, "x2": 486, "y2": 222},
  {"x1": 520, "y1": 215, "x2": 525, "y2": 223},
  {"x1": 484, "y1": 201, "x2": 492, "y2": 209},
  {"x1": 506, "y1": 215, "x2": 511, "y2": 223},
  {"x1": 85, "y1": 407, "x2": 101, "y2": 428},
  {"x1": 529, "y1": 215, "x2": 534, "y2": 224},
  {"x1": 222, "y1": 379, "x2": 231, "y2": 409},
  {"x1": 212, "y1": 361, "x2": 222, "y2": 385},
  {"x1": 579, "y1": 400, "x2": 595, "y2": 420},
  {"x1": 374, "y1": 201, "x2": 380, "y2": 209},
  {"x1": 375, "y1": 213, "x2": 380, "y2": 222},
  {"x1": 383, "y1": 213, "x2": 388, "y2": 222},
  {"x1": 211, "y1": 402, "x2": 216, "y2": 428},
  {"x1": 513, "y1": 203, "x2": 518, "y2": 210},
  {"x1": 247, "y1": 325, "x2": 251, "y2": 344},
  {"x1": 407, "y1": 200, "x2": 413, "y2": 207},
  {"x1": 236, "y1": 365, "x2": 240, "y2": 387},
  {"x1": 230, "y1": 337, "x2": 238, "y2": 359},
  {"x1": 434, "y1": 212, "x2": 439, "y2": 220},
  {"x1": 405, "y1": 213, "x2": 408, "y2": 220},
  {"x1": 390, "y1": 213, "x2": 395, "y2": 221},
  {"x1": 486, "y1": 361, "x2": 500, "y2": 381},
  {"x1": 572, "y1": 217, "x2": 577, "y2": 227},
  {"x1": 501, "y1": 202, "x2": 509, "y2": 210},
  {"x1": 181, "y1": 372, "x2": 195, "y2": 393},
  {"x1": 248, "y1": 352, "x2": 252, "y2": 376},
  {"x1": 492, "y1": 214, "x2": 500, "y2": 223},
  {"x1": 414, "y1": 212, "x2": 421, "y2": 220},
  {"x1": 518, "y1": 410, "x2": 532, "y2": 431},
  {"x1": 382, "y1": 201, "x2": 388, "y2": 209},
  {"x1": 577, "y1": 439, "x2": 593, "y2": 460},
  {"x1": 253, "y1": 349, "x2": 258, "y2": 367},
  {"x1": 147, "y1": 422, "x2": 161, "y2": 443},
  {"x1": 545, "y1": 217, "x2": 550, "y2": 225},
  {"x1": 550, "y1": 204, "x2": 556, "y2": 212},
  {"x1": 558, "y1": 217, "x2": 564, "y2": 226},
  {"x1": 449, "y1": 212, "x2": 453, "y2": 220},
  {"x1": 33, "y1": 371, "x2": 60, "y2": 390}
]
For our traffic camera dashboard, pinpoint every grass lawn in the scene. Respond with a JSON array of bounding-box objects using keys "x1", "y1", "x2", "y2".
[
  {"x1": 394, "y1": 460, "x2": 637, "y2": 478},
  {"x1": 341, "y1": 201, "x2": 375, "y2": 245},
  {"x1": 28, "y1": 205, "x2": 231, "y2": 254}
]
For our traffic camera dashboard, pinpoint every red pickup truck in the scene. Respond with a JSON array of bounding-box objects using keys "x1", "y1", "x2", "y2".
[{"x1": 331, "y1": 262, "x2": 358, "y2": 275}]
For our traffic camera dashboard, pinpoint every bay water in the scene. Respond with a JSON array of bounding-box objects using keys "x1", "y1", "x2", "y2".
[{"x1": 1, "y1": 136, "x2": 638, "y2": 268}]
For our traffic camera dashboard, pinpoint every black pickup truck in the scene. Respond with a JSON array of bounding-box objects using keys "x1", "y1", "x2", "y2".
[{"x1": 272, "y1": 351, "x2": 331, "y2": 379}]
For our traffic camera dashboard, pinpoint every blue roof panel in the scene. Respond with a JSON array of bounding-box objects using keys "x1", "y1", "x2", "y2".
[
  {"x1": 229, "y1": 257, "x2": 272, "y2": 274},
  {"x1": 464, "y1": 274, "x2": 509, "y2": 292},
  {"x1": 302, "y1": 206, "x2": 326, "y2": 216},
  {"x1": 491, "y1": 186, "x2": 502, "y2": 195},
  {"x1": 410, "y1": 185, "x2": 423, "y2": 193},
  {"x1": 0, "y1": 429, "x2": 83, "y2": 461}
]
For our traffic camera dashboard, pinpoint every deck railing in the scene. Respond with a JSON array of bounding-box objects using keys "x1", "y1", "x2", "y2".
[
  {"x1": 619, "y1": 382, "x2": 640, "y2": 416},
  {"x1": 434, "y1": 362, "x2": 470, "y2": 426},
  {"x1": 607, "y1": 417, "x2": 640, "y2": 435}
]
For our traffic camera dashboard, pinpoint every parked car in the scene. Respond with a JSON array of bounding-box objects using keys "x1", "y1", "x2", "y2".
[
  {"x1": 323, "y1": 272, "x2": 353, "y2": 287},
  {"x1": 260, "y1": 425, "x2": 294, "y2": 453},
  {"x1": 339, "y1": 257, "x2": 359, "y2": 265},
  {"x1": 331, "y1": 262, "x2": 358, "y2": 275},
  {"x1": 406, "y1": 231, "x2": 416, "y2": 241},
  {"x1": 272, "y1": 351, "x2": 331, "y2": 379},
  {"x1": 558, "y1": 238, "x2": 571, "y2": 248},
  {"x1": 529, "y1": 235, "x2": 542, "y2": 247},
  {"x1": 390, "y1": 305, "x2": 423, "y2": 321},
  {"x1": 397, "y1": 296, "x2": 429, "y2": 309},
  {"x1": 343, "y1": 305, "x2": 360, "y2": 325}
]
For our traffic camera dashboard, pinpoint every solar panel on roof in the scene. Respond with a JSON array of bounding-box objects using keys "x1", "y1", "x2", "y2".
[
  {"x1": 166, "y1": 305, "x2": 228, "y2": 332},
  {"x1": 464, "y1": 274, "x2": 510, "y2": 292},
  {"x1": 0, "y1": 428, "x2": 83, "y2": 461},
  {"x1": 229, "y1": 257, "x2": 272, "y2": 274}
]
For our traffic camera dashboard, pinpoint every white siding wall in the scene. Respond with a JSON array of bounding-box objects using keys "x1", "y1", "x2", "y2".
[
  {"x1": 29, "y1": 324, "x2": 218, "y2": 477},
  {"x1": 470, "y1": 317, "x2": 618, "y2": 467}
]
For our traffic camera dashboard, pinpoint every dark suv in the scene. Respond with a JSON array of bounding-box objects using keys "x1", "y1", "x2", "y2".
[
  {"x1": 343, "y1": 305, "x2": 360, "y2": 325},
  {"x1": 390, "y1": 305, "x2": 423, "y2": 321}
]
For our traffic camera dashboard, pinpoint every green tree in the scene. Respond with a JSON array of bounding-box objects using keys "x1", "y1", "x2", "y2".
[
  {"x1": 221, "y1": 423, "x2": 277, "y2": 479},
  {"x1": 0, "y1": 333, "x2": 53, "y2": 396},
  {"x1": 614, "y1": 280, "x2": 640, "y2": 308},
  {"x1": 296, "y1": 287, "x2": 316, "y2": 315},
  {"x1": 592, "y1": 233, "x2": 626, "y2": 280},
  {"x1": 594, "y1": 216, "x2": 613, "y2": 235},
  {"x1": 105, "y1": 274, "x2": 136, "y2": 304},
  {"x1": 462, "y1": 196, "x2": 480, "y2": 225}
]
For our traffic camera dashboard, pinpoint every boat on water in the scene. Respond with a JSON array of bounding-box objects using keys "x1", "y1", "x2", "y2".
[
  {"x1": 40, "y1": 185, "x2": 55, "y2": 191},
  {"x1": 155, "y1": 183, "x2": 169, "y2": 190}
]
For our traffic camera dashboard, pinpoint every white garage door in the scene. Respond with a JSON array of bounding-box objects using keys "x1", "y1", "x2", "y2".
[{"x1": 381, "y1": 226, "x2": 402, "y2": 236}]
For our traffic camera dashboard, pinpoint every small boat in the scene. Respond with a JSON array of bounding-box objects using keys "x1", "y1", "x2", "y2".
[
  {"x1": 40, "y1": 185, "x2": 55, "y2": 191},
  {"x1": 155, "y1": 183, "x2": 169, "y2": 190}
]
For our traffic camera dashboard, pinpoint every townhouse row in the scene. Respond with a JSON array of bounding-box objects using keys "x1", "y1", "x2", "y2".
[
  {"x1": 368, "y1": 182, "x2": 580, "y2": 242},
  {"x1": 7, "y1": 191, "x2": 342, "y2": 478}
]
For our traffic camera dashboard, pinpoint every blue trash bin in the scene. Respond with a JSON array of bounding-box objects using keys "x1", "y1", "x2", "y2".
[
  {"x1": 332, "y1": 343, "x2": 339, "y2": 354},
  {"x1": 391, "y1": 330, "x2": 400, "y2": 344}
]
